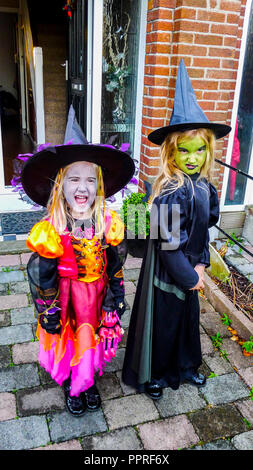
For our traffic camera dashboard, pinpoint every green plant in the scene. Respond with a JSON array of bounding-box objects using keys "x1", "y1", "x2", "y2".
[
  {"x1": 243, "y1": 418, "x2": 252, "y2": 429},
  {"x1": 121, "y1": 192, "x2": 150, "y2": 238},
  {"x1": 211, "y1": 332, "x2": 223, "y2": 349},
  {"x1": 227, "y1": 232, "x2": 244, "y2": 253},
  {"x1": 7, "y1": 362, "x2": 15, "y2": 368},
  {"x1": 219, "y1": 349, "x2": 229, "y2": 361},
  {"x1": 242, "y1": 336, "x2": 253, "y2": 354},
  {"x1": 211, "y1": 332, "x2": 229, "y2": 361},
  {"x1": 249, "y1": 388, "x2": 253, "y2": 401},
  {"x1": 221, "y1": 314, "x2": 232, "y2": 327},
  {"x1": 208, "y1": 372, "x2": 217, "y2": 378}
]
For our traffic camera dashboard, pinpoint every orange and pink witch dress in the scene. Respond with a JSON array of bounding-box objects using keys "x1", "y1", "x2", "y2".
[{"x1": 26, "y1": 209, "x2": 126, "y2": 397}]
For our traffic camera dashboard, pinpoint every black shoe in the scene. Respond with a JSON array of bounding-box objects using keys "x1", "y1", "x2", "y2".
[
  {"x1": 145, "y1": 380, "x2": 163, "y2": 400},
  {"x1": 63, "y1": 378, "x2": 87, "y2": 417},
  {"x1": 65, "y1": 393, "x2": 87, "y2": 417},
  {"x1": 83, "y1": 384, "x2": 101, "y2": 411},
  {"x1": 184, "y1": 372, "x2": 206, "y2": 386}
]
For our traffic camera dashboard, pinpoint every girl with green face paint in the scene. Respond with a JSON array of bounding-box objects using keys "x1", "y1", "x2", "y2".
[
  {"x1": 122, "y1": 59, "x2": 231, "y2": 402},
  {"x1": 122, "y1": 127, "x2": 221, "y2": 399},
  {"x1": 150, "y1": 127, "x2": 216, "y2": 197},
  {"x1": 175, "y1": 135, "x2": 207, "y2": 175}
]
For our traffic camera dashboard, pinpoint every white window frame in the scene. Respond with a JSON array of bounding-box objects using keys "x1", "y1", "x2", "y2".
[
  {"x1": 89, "y1": 0, "x2": 103, "y2": 143},
  {"x1": 220, "y1": 0, "x2": 253, "y2": 212}
]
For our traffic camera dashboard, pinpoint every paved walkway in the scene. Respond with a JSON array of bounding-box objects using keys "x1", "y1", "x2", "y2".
[{"x1": 0, "y1": 247, "x2": 253, "y2": 451}]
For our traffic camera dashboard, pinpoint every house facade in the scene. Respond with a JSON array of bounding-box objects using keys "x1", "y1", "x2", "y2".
[{"x1": 0, "y1": 0, "x2": 252, "y2": 239}]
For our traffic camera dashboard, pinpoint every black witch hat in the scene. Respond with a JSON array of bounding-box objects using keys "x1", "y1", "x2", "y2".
[
  {"x1": 21, "y1": 105, "x2": 135, "y2": 207},
  {"x1": 148, "y1": 59, "x2": 231, "y2": 145}
]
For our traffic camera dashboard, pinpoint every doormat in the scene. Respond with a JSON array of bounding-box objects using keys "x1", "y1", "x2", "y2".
[{"x1": 0, "y1": 211, "x2": 46, "y2": 235}]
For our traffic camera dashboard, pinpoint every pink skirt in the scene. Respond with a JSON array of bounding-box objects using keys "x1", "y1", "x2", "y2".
[{"x1": 36, "y1": 275, "x2": 122, "y2": 396}]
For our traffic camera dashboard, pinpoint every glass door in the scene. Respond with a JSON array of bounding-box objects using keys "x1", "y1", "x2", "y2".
[
  {"x1": 68, "y1": 0, "x2": 88, "y2": 134},
  {"x1": 100, "y1": 0, "x2": 141, "y2": 154},
  {"x1": 223, "y1": 0, "x2": 253, "y2": 208}
]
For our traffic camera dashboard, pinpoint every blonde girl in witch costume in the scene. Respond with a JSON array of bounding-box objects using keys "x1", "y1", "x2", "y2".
[
  {"x1": 122, "y1": 59, "x2": 231, "y2": 399},
  {"x1": 22, "y1": 139, "x2": 134, "y2": 416}
]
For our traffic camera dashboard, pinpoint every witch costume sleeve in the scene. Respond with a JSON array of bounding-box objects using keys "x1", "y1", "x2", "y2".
[
  {"x1": 27, "y1": 254, "x2": 61, "y2": 334},
  {"x1": 104, "y1": 240, "x2": 127, "y2": 317},
  {"x1": 26, "y1": 221, "x2": 63, "y2": 335},
  {"x1": 122, "y1": 175, "x2": 220, "y2": 392}
]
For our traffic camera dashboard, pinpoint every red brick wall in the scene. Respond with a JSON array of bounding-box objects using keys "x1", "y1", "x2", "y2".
[{"x1": 139, "y1": 0, "x2": 247, "y2": 200}]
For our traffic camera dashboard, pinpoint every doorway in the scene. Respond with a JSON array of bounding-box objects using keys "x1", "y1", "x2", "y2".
[{"x1": 0, "y1": 11, "x2": 34, "y2": 186}]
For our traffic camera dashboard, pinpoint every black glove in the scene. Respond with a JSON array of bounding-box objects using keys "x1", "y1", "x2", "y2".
[
  {"x1": 102, "y1": 288, "x2": 126, "y2": 319},
  {"x1": 114, "y1": 297, "x2": 126, "y2": 319},
  {"x1": 39, "y1": 311, "x2": 61, "y2": 334}
]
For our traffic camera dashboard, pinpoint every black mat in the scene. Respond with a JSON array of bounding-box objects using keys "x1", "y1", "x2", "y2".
[{"x1": 0, "y1": 210, "x2": 46, "y2": 234}]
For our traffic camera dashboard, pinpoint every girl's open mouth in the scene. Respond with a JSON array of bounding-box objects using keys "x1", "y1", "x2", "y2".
[
  {"x1": 186, "y1": 164, "x2": 197, "y2": 170},
  {"x1": 75, "y1": 195, "x2": 88, "y2": 205}
]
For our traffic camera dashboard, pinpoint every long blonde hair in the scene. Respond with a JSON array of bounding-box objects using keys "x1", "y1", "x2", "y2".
[
  {"x1": 45, "y1": 162, "x2": 105, "y2": 237},
  {"x1": 150, "y1": 128, "x2": 216, "y2": 202}
]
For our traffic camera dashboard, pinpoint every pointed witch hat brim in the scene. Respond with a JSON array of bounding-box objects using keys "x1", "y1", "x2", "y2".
[
  {"x1": 21, "y1": 106, "x2": 135, "y2": 207},
  {"x1": 148, "y1": 59, "x2": 231, "y2": 145}
]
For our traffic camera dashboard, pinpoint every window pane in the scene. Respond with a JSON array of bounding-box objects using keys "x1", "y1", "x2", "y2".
[
  {"x1": 225, "y1": 2, "x2": 253, "y2": 206},
  {"x1": 101, "y1": 0, "x2": 141, "y2": 153}
]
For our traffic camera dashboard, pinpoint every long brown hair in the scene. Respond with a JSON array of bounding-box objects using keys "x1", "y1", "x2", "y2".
[{"x1": 150, "y1": 128, "x2": 216, "y2": 202}]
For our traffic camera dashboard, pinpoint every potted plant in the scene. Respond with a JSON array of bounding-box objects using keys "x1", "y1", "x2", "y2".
[{"x1": 121, "y1": 192, "x2": 150, "y2": 258}]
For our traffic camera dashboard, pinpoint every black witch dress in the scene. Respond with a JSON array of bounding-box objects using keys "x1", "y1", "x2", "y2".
[{"x1": 122, "y1": 174, "x2": 219, "y2": 392}]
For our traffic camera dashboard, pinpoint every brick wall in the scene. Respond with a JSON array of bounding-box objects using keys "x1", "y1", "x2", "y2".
[{"x1": 140, "y1": 0, "x2": 247, "y2": 200}]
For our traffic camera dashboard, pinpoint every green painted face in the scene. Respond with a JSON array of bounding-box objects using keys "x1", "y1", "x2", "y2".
[{"x1": 174, "y1": 135, "x2": 207, "y2": 175}]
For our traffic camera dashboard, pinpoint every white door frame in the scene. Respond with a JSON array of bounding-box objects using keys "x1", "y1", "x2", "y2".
[
  {"x1": 33, "y1": 47, "x2": 45, "y2": 145},
  {"x1": 86, "y1": 0, "x2": 93, "y2": 142},
  {"x1": 220, "y1": 0, "x2": 253, "y2": 212},
  {"x1": 90, "y1": 0, "x2": 103, "y2": 144}
]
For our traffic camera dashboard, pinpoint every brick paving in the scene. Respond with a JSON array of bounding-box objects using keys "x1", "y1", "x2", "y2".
[{"x1": 0, "y1": 248, "x2": 253, "y2": 450}]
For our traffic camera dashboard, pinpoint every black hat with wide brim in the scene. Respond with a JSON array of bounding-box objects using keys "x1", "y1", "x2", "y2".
[
  {"x1": 21, "y1": 143, "x2": 135, "y2": 207},
  {"x1": 148, "y1": 59, "x2": 231, "y2": 145}
]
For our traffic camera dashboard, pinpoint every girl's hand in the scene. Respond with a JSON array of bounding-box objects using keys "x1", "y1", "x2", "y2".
[
  {"x1": 190, "y1": 279, "x2": 205, "y2": 291},
  {"x1": 190, "y1": 264, "x2": 205, "y2": 291}
]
